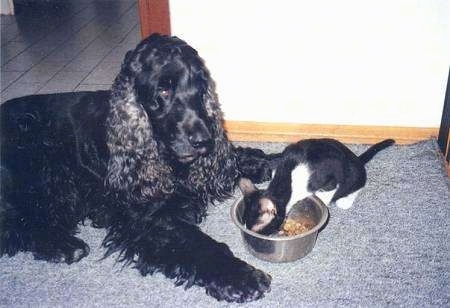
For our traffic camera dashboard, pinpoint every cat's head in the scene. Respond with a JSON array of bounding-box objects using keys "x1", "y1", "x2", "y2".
[{"x1": 238, "y1": 178, "x2": 282, "y2": 235}]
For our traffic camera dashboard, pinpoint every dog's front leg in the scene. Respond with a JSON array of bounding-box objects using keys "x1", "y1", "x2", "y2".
[
  {"x1": 103, "y1": 208, "x2": 271, "y2": 303},
  {"x1": 151, "y1": 220, "x2": 271, "y2": 303}
]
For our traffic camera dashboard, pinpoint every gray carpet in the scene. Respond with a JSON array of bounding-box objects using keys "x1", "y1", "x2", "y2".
[{"x1": 1, "y1": 139, "x2": 449, "y2": 307}]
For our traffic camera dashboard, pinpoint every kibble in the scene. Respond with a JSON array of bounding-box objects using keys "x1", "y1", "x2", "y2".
[{"x1": 279, "y1": 218, "x2": 313, "y2": 236}]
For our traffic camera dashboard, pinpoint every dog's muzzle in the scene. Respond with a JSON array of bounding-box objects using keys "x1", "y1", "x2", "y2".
[{"x1": 174, "y1": 122, "x2": 214, "y2": 164}]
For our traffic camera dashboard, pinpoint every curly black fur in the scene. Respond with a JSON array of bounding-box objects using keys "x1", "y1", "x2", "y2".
[{"x1": 0, "y1": 34, "x2": 275, "y2": 302}]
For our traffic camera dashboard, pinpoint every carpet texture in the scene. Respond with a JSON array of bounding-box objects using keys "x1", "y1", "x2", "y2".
[{"x1": 1, "y1": 139, "x2": 449, "y2": 307}]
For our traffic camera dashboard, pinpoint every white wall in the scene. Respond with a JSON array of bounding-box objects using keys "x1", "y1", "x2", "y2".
[
  {"x1": 170, "y1": 0, "x2": 449, "y2": 127},
  {"x1": 0, "y1": 0, "x2": 14, "y2": 15}
]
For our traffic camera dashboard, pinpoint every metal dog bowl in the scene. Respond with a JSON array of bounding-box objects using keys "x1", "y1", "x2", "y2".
[{"x1": 230, "y1": 195, "x2": 328, "y2": 263}]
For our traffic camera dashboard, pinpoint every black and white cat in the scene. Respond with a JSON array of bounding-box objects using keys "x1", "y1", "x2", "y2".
[{"x1": 238, "y1": 138, "x2": 395, "y2": 235}]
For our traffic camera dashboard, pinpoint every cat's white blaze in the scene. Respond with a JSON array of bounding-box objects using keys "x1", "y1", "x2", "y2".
[
  {"x1": 335, "y1": 189, "x2": 360, "y2": 209},
  {"x1": 286, "y1": 163, "x2": 311, "y2": 214},
  {"x1": 251, "y1": 212, "x2": 276, "y2": 232}
]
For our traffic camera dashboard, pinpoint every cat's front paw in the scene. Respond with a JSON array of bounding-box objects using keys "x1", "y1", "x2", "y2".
[
  {"x1": 335, "y1": 190, "x2": 360, "y2": 209},
  {"x1": 335, "y1": 198, "x2": 354, "y2": 209}
]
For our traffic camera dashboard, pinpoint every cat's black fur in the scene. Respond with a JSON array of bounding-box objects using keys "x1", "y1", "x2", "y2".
[{"x1": 239, "y1": 138, "x2": 395, "y2": 235}]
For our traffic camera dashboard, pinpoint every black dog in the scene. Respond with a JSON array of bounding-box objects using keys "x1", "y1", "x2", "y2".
[{"x1": 0, "y1": 34, "x2": 274, "y2": 303}]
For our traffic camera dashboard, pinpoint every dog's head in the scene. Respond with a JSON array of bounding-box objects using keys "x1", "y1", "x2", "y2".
[
  {"x1": 105, "y1": 34, "x2": 236, "y2": 202},
  {"x1": 130, "y1": 36, "x2": 215, "y2": 164}
]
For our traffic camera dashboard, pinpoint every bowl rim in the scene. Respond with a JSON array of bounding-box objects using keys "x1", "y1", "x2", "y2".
[{"x1": 230, "y1": 195, "x2": 329, "y2": 241}]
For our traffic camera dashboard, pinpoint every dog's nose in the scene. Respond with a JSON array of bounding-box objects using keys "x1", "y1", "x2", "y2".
[{"x1": 188, "y1": 131, "x2": 213, "y2": 153}]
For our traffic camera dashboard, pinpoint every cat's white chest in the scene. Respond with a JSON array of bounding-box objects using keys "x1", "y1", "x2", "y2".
[
  {"x1": 286, "y1": 163, "x2": 339, "y2": 213},
  {"x1": 286, "y1": 164, "x2": 311, "y2": 214}
]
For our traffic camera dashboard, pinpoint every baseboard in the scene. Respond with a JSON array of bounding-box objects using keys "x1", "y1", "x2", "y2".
[{"x1": 224, "y1": 121, "x2": 439, "y2": 144}]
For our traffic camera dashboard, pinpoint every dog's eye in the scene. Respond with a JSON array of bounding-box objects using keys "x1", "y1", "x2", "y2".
[
  {"x1": 149, "y1": 89, "x2": 171, "y2": 112},
  {"x1": 158, "y1": 89, "x2": 170, "y2": 99}
]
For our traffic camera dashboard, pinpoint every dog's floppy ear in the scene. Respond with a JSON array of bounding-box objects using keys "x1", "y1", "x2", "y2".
[
  {"x1": 105, "y1": 43, "x2": 174, "y2": 202},
  {"x1": 202, "y1": 70, "x2": 226, "y2": 141}
]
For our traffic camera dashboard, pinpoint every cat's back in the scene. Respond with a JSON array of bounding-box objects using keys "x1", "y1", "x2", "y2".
[
  {"x1": 284, "y1": 138, "x2": 356, "y2": 163},
  {"x1": 283, "y1": 139, "x2": 365, "y2": 185}
]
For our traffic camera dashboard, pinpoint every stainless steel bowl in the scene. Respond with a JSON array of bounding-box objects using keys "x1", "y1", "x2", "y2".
[{"x1": 230, "y1": 195, "x2": 329, "y2": 263}]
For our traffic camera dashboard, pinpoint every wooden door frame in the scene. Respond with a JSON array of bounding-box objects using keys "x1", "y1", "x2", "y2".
[
  {"x1": 138, "y1": 0, "x2": 171, "y2": 38},
  {"x1": 438, "y1": 68, "x2": 450, "y2": 174}
]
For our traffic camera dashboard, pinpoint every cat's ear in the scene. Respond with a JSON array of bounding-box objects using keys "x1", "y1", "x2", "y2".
[{"x1": 238, "y1": 178, "x2": 257, "y2": 196}]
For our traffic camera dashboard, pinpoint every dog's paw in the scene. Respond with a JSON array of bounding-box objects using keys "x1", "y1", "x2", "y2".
[
  {"x1": 204, "y1": 259, "x2": 271, "y2": 303},
  {"x1": 33, "y1": 235, "x2": 90, "y2": 264}
]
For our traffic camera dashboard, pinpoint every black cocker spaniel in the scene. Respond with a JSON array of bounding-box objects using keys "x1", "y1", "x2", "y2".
[{"x1": 0, "y1": 34, "x2": 275, "y2": 303}]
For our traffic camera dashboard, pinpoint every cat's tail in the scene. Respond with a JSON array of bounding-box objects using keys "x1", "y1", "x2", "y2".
[{"x1": 358, "y1": 139, "x2": 395, "y2": 164}]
